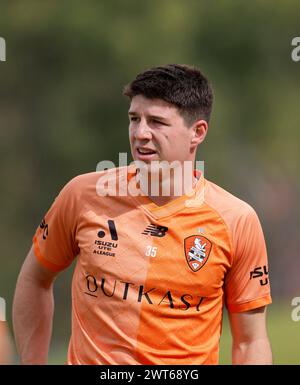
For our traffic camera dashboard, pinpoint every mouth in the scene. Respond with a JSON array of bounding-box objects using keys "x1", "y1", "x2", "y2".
[{"x1": 135, "y1": 147, "x2": 158, "y2": 161}]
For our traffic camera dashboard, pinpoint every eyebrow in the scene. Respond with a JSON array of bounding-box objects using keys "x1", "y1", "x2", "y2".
[{"x1": 128, "y1": 111, "x2": 169, "y2": 121}]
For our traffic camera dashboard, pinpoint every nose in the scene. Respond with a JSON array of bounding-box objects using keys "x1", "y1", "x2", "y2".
[{"x1": 134, "y1": 119, "x2": 152, "y2": 141}]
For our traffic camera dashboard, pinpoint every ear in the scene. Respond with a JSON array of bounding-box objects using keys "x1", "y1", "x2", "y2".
[{"x1": 190, "y1": 120, "x2": 208, "y2": 149}]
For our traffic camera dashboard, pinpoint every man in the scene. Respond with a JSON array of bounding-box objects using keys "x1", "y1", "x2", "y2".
[{"x1": 13, "y1": 64, "x2": 272, "y2": 364}]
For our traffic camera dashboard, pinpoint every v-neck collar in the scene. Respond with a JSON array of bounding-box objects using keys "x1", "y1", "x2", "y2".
[{"x1": 126, "y1": 165, "x2": 205, "y2": 219}]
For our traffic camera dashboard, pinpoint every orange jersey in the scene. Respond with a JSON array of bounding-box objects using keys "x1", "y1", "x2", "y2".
[{"x1": 33, "y1": 167, "x2": 271, "y2": 364}]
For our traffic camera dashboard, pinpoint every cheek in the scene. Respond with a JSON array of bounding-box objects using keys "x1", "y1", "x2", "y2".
[
  {"x1": 175, "y1": 138, "x2": 192, "y2": 157},
  {"x1": 129, "y1": 128, "x2": 134, "y2": 142}
]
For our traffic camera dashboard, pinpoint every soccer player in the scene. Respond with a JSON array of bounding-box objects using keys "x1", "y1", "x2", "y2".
[{"x1": 13, "y1": 64, "x2": 272, "y2": 364}]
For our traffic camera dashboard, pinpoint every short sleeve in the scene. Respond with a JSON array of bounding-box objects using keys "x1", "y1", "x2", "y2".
[
  {"x1": 225, "y1": 207, "x2": 272, "y2": 312},
  {"x1": 32, "y1": 177, "x2": 81, "y2": 272}
]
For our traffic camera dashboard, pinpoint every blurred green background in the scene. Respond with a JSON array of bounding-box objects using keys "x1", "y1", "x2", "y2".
[{"x1": 1, "y1": 0, "x2": 300, "y2": 364}]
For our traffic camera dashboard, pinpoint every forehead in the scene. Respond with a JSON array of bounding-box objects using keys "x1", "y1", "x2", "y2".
[{"x1": 128, "y1": 95, "x2": 180, "y2": 118}]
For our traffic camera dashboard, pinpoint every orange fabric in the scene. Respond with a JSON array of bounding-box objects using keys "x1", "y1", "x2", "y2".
[{"x1": 33, "y1": 167, "x2": 271, "y2": 364}]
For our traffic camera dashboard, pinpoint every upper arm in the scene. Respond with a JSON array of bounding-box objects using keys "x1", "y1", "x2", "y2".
[
  {"x1": 228, "y1": 306, "x2": 272, "y2": 364},
  {"x1": 229, "y1": 306, "x2": 268, "y2": 343},
  {"x1": 225, "y1": 207, "x2": 272, "y2": 313},
  {"x1": 32, "y1": 177, "x2": 81, "y2": 273},
  {"x1": 18, "y1": 245, "x2": 59, "y2": 289},
  {"x1": 0, "y1": 321, "x2": 13, "y2": 364}
]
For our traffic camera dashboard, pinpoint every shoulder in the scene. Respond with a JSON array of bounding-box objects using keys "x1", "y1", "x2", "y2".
[
  {"x1": 205, "y1": 179, "x2": 254, "y2": 213},
  {"x1": 204, "y1": 179, "x2": 266, "y2": 264},
  {"x1": 59, "y1": 166, "x2": 128, "y2": 200},
  {"x1": 204, "y1": 178, "x2": 259, "y2": 231},
  {"x1": 64, "y1": 171, "x2": 103, "y2": 190}
]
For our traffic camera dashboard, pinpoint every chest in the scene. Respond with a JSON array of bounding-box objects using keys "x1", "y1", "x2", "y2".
[{"x1": 75, "y1": 203, "x2": 232, "y2": 301}]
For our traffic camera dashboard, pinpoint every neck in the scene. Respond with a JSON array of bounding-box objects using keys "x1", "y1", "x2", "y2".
[{"x1": 137, "y1": 161, "x2": 197, "y2": 206}]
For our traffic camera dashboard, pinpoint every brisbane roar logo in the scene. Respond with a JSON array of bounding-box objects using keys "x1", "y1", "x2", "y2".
[{"x1": 184, "y1": 235, "x2": 212, "y2": 272}]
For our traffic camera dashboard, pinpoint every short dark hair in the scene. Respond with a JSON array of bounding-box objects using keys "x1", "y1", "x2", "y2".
[{"x1": 123, "y1": 64, "x2": 213, "y2": 125}]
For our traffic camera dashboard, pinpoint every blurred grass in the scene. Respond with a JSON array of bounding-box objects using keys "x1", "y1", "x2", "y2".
[{"x1": 48, "y1": 301, "x2": 300, "y2": 365}]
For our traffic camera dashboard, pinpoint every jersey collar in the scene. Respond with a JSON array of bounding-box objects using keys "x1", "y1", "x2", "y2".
[{"x1": 126, "y1": 164, "x2": 205, "y2": 219}]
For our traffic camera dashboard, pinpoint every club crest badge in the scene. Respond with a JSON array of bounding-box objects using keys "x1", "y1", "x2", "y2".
[{"x1": 184, "y1": 235, "x2": 212, "y2": 272}]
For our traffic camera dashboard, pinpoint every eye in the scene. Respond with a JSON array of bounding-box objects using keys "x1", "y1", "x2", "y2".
[
  {"x1": 151, "y1": 119, "x2": 165, "y2": 125},
  {"x1": 129, "y1": 116, "x2": 139, "y2": 122}
]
